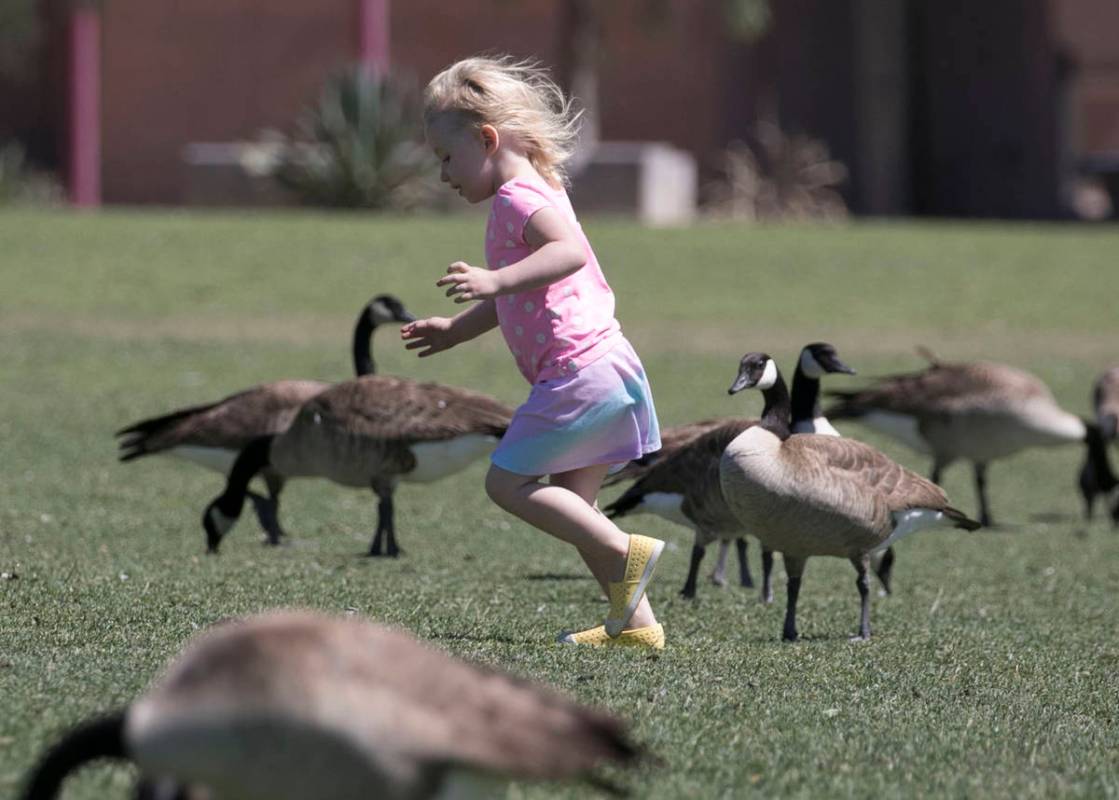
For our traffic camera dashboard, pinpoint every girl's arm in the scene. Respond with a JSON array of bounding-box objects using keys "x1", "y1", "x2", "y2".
[
  {"x1": 438, "y1": 207, "x2": 586, "y2": 302},
  {"x1": 401, "y1": 299, "x2": 498, "y2": 358}
]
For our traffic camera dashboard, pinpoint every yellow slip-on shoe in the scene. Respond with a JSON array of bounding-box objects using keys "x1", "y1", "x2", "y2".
[
  {"x1": 605, "y1": 534, "x2": 665, "y2": 637},
  {"x1": 557, "y1": 623, "x2": 665, "y2": 650}
]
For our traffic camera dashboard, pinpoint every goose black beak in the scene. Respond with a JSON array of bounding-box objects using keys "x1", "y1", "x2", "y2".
[
  {"x1": 728, "y1": 372, "x2": 753, "y2": 395},
  {"x1": 398, "y1": 309, "x2": 418, "y2": 324},
  {"x1": 823, "y1": 355, "x2": 857, "y2": 376}
]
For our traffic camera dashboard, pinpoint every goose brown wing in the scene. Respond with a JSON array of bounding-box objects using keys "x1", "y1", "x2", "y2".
[
  {"x1": 606, "y1": 420, "x2": 755, "y2": 521},
  {"x1": 116, "y1": 380, "x2": 329, "y2": 459},
  {"x1": 300, "y1": 376, "x2": 513, "y2": 442},
  {"x1": 827, "y1": 361, "x2": 1049, "y2": 418},
  {"x1": 782, "y1": 435, "x2": 950, "y2": 518},
  {"x1": 605, "y1": 416, "x2": 740, "y2": 485}
]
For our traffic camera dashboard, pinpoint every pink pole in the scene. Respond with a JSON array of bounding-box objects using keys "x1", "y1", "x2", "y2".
[
  {"x1": 68, "y1": 5, "x2": 101, "y2": 208},
  {"x1": 358, "y1": 0, "x2": 390, "y2": 74}
]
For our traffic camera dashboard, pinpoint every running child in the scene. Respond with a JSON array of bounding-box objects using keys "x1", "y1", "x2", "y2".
[{"x1": 401, "y1": 55, "x2": 665, "y2": 649}]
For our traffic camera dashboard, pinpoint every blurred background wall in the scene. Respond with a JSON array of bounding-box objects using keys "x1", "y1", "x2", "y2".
[{"x1": 1, "y1": 0, "x2": 1116, "y2": 218}]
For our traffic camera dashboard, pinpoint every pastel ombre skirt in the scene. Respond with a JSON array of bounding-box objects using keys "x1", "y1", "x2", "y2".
[{"x1": 492, "y1": 337, "x2": 661, "y2": 477}]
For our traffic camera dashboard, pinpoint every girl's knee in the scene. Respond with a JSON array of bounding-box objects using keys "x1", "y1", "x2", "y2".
[{"x1": 485, "y1": 465, "x2": 522, "y2": 511}]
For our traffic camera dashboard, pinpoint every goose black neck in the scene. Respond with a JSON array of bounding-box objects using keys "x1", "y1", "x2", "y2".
[
  {"x1": 759, "y1": 373, "x2": 793, "y2": 441},
  {"x1": 22, "y1": 710, "x2": 128, "y2": 800},
  {"x1": 789, "y1": 364, "x2": 821, "y2": 427},
  {"x1": 217, "y1": 436, "x2": 273, "y2": 517},
  {"x1": 1085, "y1": 422, "x2": 1118, "y2": 492},
  {"x1": 352, "y1": 311, "x2": 376, "y2": 376}
]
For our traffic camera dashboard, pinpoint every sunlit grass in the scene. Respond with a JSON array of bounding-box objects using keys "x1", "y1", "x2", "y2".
[{"x1": 2, "y1": 210, "x2": 1118, "y2": 798}]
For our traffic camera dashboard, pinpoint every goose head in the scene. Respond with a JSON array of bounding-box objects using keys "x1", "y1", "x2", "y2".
[
  {"x1": 366, "y1": 294, "x2": 417, "y2": 326},
  {"x1": 799, "y1": 342, "x2": 856, "y2": 379},
  {"x1": 728, "y1": 352, "x2": 779, "y2": 395},
  {"x1": 353, "y1": 294, "x2": 417, "y2": 376}
]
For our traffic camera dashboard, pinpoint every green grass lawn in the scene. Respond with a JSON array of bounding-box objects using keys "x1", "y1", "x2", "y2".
[{"x1": 2, "y1": 209, "x2": 1118, "y2": 798}]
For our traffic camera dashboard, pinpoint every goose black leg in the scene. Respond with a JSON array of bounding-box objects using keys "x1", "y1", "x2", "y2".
[
  {"x1": 760, "y1": 548, "x2": 774, "y2": 604},
  {"x1": 1078, "y1": 454, "x2": 1097, "y2": 520},
  {"x1": 930, "y1": 460, "x2": 945, "y2": 485},
  {"x1": 975, "y1": 462, "x2": 993, "y2": 527},
  {"x1": 735, "y1": 537, "x2": 754, "y2": 588},
  {"x1": 781, "y1": 555, "x2": 807, "y2": 642},
  {"x1": 248, "y1": 472, "x2": 287, "y2": 546},
  {"x1": 873, "y1": 547, "x2": 895, "y2": 595},
  {"x1": 681, "y1": 542, "x2": 706, "y2": 598},
  {"x1": 1110, "y1": 494, "x2": 1119, "y2": 528},
  {"x1": 851, "y1": 555, "x2": 872, "y2": 641},
  {"x1": 368, "y1": 480, "x2": 400, "y2": 557}
]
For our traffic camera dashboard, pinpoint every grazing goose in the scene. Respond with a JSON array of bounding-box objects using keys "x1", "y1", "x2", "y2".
[
  {"x1": 202, "y1": 376, "x2": 513, "y2": 556},
  {"x1": 1077, "y1": 366, "x2": 1119, "y2": 522},
  {"x1": 21, "y1": 610, "x2": 639, "y2": 800},
  {"x1": 604, "y1": 343, "x2": 863, "y2": 601},
  {"x1": 826, "y1": 352, "x2": 1092, "y2": 527},
  {"x1": 116, "y1": 294, "x2": 415, "y2": 544},
  {"x1": 719, "y1": 353, "x2": 980, "y2": 641}
]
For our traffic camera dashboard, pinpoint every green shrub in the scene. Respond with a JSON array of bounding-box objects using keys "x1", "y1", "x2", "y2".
[{"x1": 269, "y1": 67, "x2": 436, "y2": 210}]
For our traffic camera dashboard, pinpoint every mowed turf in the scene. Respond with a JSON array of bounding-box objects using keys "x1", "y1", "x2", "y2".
[{"x1": 1, "y1": 209, "x2": 1118, "y2": 798}]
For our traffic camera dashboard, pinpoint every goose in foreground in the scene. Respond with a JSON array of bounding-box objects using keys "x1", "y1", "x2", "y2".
[
  {"x1": 203, "y1": 375, "x2": 513, "y2": 556},
  {"x1": 825, "y1": 351, "x2": 1094, "y2": 527},
  {"x1": 21, "y1": 610, "x2": 639, "y2": 800},
  {"x1": 604, "y1": 343, "x2": 864, "y2": 601},
  {"x1": 1077, "y1": 366, "x2": 1119, "y2": 522},
  {"x1": 115, "y1": 294, "x2": 415, "y2": 543},
  {"x1": 719, "y1": 353, "x2": 980, "y2": 641}
]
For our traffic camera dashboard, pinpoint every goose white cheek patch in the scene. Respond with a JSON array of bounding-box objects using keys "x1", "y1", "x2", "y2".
[
  {"x1": 799, "y1": 349, "x2": 825, "y2": 379},
  {"x1": 757, "y1": 359, "x2": 778, "y2": 390}
]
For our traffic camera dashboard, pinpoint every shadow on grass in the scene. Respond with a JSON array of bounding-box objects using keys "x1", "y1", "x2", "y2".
[
  {"x1": 523, "y1": 572, "x2": 594, "y2": 582},
  {"x1": 429, "y1": 630, "x2": 536, "y2": 646}
]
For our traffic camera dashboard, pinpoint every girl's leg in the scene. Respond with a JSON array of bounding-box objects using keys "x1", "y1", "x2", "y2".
[
  {"x1": 549, "y1": 465, "x2": 657, "y2": 630},
  {"x1": 485, "y1": 463, "x2": 658, "y2": 629}
]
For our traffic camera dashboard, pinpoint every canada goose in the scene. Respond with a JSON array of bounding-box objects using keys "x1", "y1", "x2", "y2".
[
  {"x1": 719, "y1": 353, "x2": 980, "y2": 641},
  {"x1": 604, "y1": 343, "x2": 864, "y2": 601},
  {"x1": 21, "y1": 610, "x2": 639, "y2": 800},
  {"x1": 1077, "y1": 366, "x2": 1119, "y2": 522},
  {"x1": 116, "y1": 295, "x2": 415, "y2": 544},
  {"x1": 202, "y1": 376, "x2": 513, "y2": 556},
  {"x1": 826, "y1": 351, "x2": 1093, "y2": 527}
]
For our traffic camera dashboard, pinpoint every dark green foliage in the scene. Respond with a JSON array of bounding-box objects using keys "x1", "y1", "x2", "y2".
[{"x1": 271, "y1": 67, "x2": 436, "y2": 210}]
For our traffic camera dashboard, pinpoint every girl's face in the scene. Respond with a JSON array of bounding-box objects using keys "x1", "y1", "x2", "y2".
[{"x1": 426, "y1": 115, "x2": 497, "y2": 204}]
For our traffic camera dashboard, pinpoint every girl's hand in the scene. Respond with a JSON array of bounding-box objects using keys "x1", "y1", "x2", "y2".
[
  {"x1": 400, "y1": 316, "x2": 459, "y2": 358},
  {"x1": 436, "y1": 261, "x2": 502, "y2": 303}
]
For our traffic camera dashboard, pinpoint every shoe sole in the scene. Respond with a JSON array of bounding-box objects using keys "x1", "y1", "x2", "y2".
[{"x1": 605, "y1": 538, "x2": 665, "y2": 637}]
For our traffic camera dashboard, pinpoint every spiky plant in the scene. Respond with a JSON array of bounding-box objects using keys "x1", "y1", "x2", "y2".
[
  {"x1": 271, "y1": 67, "x2": 436, "y2": 210},
  {"x1": 705, "y1": 121, "x2": 848, "y2": 221}
]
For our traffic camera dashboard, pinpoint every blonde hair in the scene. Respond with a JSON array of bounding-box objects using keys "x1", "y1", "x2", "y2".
[{"x1": 424, "y1": 55, "x2": 582, "y2": 187}]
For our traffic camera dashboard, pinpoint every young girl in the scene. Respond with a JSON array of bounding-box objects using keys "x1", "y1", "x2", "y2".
[{"x1": 401, "y1": 55, "x2": 666, "y2": 649}]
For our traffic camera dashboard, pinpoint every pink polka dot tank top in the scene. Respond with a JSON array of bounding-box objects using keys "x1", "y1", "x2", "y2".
[{"x1": 486, "y1": 177, "x2": 622, "y2": 384}]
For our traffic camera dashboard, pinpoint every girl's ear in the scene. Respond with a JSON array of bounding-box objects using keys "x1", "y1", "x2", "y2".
[{"x1": 480, "y1": 124, "x2": 500, "y2": 155}]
